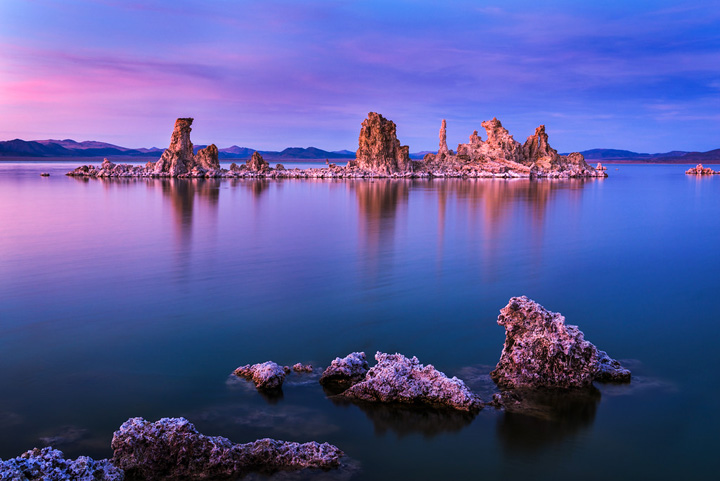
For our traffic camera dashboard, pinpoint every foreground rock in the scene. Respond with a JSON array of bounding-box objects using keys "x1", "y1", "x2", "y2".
[
  {"x1": 319, "y1": 352, "x2": 369, "y2": 387},
  {"x1": 0, "y1": 446, "x2": 123, "y2": 480},
  {"x1": 686, "y1": 163, "x2": 717, "y2": 175},
  {"x1": 111, "y1": 417, "x2": 343, "y2": 480},
  {"x1": 234, "y1": 361, "x2": 290, "y2": 391},
  {"x1": 68, "y1": 115, "x2": 604, "y2": 180},
  {"x1": 339, "y1": 352, "x2": 483, "y2": 412},
  {"x1": 490, "y1": 296, "x2": 631, "y2": 389}
]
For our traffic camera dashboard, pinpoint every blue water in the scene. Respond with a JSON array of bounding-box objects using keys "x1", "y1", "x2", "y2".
[{"x1": 0, "y1": 162, "x2": 718, "y2": 480}]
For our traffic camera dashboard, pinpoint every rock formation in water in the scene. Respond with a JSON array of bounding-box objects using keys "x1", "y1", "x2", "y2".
[
  {"x1": 153, "y1": 118, "x2": 195, "y2": 176},
  {"x1": 292, "y1": 363, "x2": 313, "y2": 373},
  {"x1": 436, "y1": 119, "x2": 450, "y2": 160},
  {"x1": 67, "y1": 115, "x2": 605, "y2": 179},
  {"x1": 686, "y1": 163, "x2": 717, "y2": 175},
  {"x1": 490, "y1": 296, "x2": 631, "y2": 389},
  {"x1": 193, "y1": 143, "x2": 220, "y2": 171},
  {"x1": 233, "y1": 361, "x2": 290, "y2": 391},
  {"x1": 354, "y1": 112, "x2": 411, "y2": 174},
  {"x1": 319, "y1": 351, "x2": 370, "y2": 387},
  {"x1": 0, "y1": 447, "x2": 123, "y2": 481},
  {"x1": 339, "y1": 352, "x2": 483, "y2": 412},
  {"x1": 246, "y1": 151, "x2": 269, "y2": 172},
  {"x1": 111, "y1": 417, "x2": 343, "y2": 480}
]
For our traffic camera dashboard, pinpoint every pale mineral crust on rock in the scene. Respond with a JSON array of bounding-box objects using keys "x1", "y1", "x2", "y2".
[
  {"x1": 686, "y1": 163, "x2": 717, "y2": 175},
  {"x1": 0, "y1": 446, "x2": 124, "y2": 481},
  {"x1": 111, "y1": 417, "x2": 343, "y2": 481},
  {"x1": 353, "y1": 112, "x2": 412, "y2": 174},
  {"x1": 319, "y1": 351, "x2": 369, "y2": 387},
  {"x1": 490, "y1": 296, "x2": 631, "y2": 389},
  {"x1": 339, "y1": 352, "x2": 483, "y2": 412},
  {"x1": 234, "y1": 361, "x2": 290, "y2": 391},
  {"x1": 246, "y1": 151, "x2": 270, "y2": 172}
]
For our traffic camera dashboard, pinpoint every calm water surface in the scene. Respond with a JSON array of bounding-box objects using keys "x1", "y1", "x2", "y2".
[{"x1": 1, "y1": 162, "x2": 719, "y2": 480}]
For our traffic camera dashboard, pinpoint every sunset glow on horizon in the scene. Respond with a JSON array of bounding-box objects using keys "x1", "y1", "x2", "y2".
[{"x1": 1, "y1": 0, "x2": 719, "y2": 152}]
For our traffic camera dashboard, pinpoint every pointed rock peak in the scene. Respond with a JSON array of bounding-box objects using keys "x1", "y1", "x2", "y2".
[
  {"x1": 438, "y1": 119, "x2": 449, "y2": 157},
  {"x1": 470, "y1": 130, "x2": 481, "y2": 144}
]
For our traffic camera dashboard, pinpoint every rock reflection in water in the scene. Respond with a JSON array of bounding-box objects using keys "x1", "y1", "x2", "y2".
[
  {"x1": 495, "y1": 387, "x2": 600, "y2": 454},
  {"x1": 328, "y1": 396, "x2": 475, "y2": 438}
]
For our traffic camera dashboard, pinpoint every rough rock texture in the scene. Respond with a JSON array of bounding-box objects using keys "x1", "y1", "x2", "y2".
[
  {"x1": 0, "y1": 447, "x2": 123, "y2": 481},
  {"x1": 319, "y1": 352, "x2": 369, "y2": 387},
  {"x1": 193, "y1": 144, "x2": 220, "y2": 171},
  {"x1": 596, "y1": 162, "x2": 607, "y2": 171},
  {"x1": 340, "y1": 352, "x2": 482, "y2": 412},
  {"x1": 246, "y1": 151, "x2": 269, "y2": 172},
  {"x1": 292, "y1": 363, "x2": 313, "y2": 373},
  {"x1": 234, "y1": 361, "x2": 290, "y2": 391},
  {"x1": 436, "y1": 119, "x2": 450, "y2": 160},
  {"x1": 686, "y1": 163, "x2": 717, "y2": 175},
  {"x1": 490, "y1": 296, "x2": 631, "y2": 389},
  {"x1": 354, "y1": 112, "x2": 411, "y2": 174},
  {"x1": 153, "y1": 118, "x2": 195, "y2": 176},
  {"x1": 67, "y1": 115, "x2": 605, "y2": 179},
  {"x1": 111, "y1": 417, "x2": 343, "y2": 480}
]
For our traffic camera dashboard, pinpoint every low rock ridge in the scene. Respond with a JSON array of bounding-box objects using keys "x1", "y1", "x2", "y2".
[
  {"x1": 0, "y1": 447, "x2": 123, "y2": 481},
  {"x1": 111, "y1": 417, "x2": 343, "y2": 480},
  {"x1": 325, "y1": 352, "x2": 483, "y2": 412},
  {"x1": 67, "y1": 115, "x2": 606, "y2": 179},
  {"x1": 686, "y1": 163, "x2": 718, "y2": 175},
  {"x1": 490, "y1": 296, "x2": 631, "y2": 389}
]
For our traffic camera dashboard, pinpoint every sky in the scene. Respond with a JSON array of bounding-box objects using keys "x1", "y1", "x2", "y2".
[{"x1": 1, "y1": 0, "x2": 719, "y2": 152}]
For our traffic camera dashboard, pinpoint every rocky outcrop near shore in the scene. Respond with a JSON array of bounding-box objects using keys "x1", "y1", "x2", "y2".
[
  {"x1": 686, "y1": 163, "x2": 718, "y2": 175},
  {"x1": 0, "y1": 446, "x2": 123, "y2": 480},
  {"x1": 111, "y1": 417, "x2": 343, "y2": 480},
  {"x1": 67, "y1": 115, "x2": 605, "y2": 179},
  {"x1": 234, "y1": 361, "x2": 290, "y2": 391},
  {"x1": 319, "y1": 351, "x2": 370, "y2": 387},
  {"x1": 353, "y1": 112, "x2": 412, "y2": 174},
  {"x1": 490, "y1": 296, "x2": 631, "y2": 389},
  {"x1": 339, "y1": 352, "x2": 483, "y2": 412}
]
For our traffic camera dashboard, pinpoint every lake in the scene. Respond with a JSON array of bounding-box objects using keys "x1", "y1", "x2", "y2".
[{"x1": 1, "y1": 161, "x2": 718, "y2": 480}]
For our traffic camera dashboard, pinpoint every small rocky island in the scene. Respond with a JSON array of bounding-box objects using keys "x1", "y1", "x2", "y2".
[
  {"x1": 67, "y1": 114, "x2": 606, "y2": 179},
  {"x1": 686, "y1": 163, "x2": 718, "y2": 175}
]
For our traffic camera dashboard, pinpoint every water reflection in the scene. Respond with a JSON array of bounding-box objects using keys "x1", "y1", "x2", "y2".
[{"x1": 495, "y1": 387, "x2": 600, "y2": 454}]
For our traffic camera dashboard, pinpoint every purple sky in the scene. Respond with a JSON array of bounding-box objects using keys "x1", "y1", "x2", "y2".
[{"x1": 1, "y1": 0, "x2": 719, "y2": 152}]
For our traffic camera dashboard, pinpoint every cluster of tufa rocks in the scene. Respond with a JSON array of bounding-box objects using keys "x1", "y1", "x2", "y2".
[
  {"x1": 0, "y1": 417, "x2": 344, "y2": 480},
  {"x1": 67, "y1": 114, "x2": 606, "y2": 179},
  {"x1": 686, "y1": 163, "x2": 718, "y2": 175}
]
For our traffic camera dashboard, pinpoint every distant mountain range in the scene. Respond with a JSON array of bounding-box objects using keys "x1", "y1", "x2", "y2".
[{"x1": 1, "y1": 138, "x2": 719, "y2": 162}]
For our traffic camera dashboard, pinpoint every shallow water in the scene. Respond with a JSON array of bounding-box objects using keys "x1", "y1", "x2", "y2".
[{"x1": 1, "y1": 163, "x2": 719, "y2": 480}]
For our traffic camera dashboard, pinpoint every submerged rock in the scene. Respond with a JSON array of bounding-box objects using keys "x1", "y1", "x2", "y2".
[
  {"x1": 319, "y1": 352, "x2": 369, "y2": 387},
  {"x1": 340, "y1": 352, "x2": 482, "y2": 412},
  {"x1": 111, "y1": 417, "x2": 343, "y2": 480},
  {"x1": 0, "y1": 446, "x2": 123, "y2": 481},
  {"x1": 490, "y1": 296, "x2": 631, "y2": 389},
  {"x1": 354, "y1": 112, "x2": 411, "y2": 174},
  {"x1": 234, "y1": 361, "x2": 290, "y2": 391}
]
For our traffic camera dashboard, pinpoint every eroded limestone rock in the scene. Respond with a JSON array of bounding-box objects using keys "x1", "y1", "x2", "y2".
[
  {"x1": 292, "y1": 363, "x2": 314, "y2": 373},
  {"x1": 436, "y1": 119, "x2": 450, "y2": 160},
  {"x1": 154, "y1": 118, "x2": 195, "y2": 176},
  {"x1": 194, "y1": 143, "x2": 220, "y2": 171},
  {"x1": 340, "y1": 352, "x2": 482, "y2": 412},
  {"x1": 234, "y1": 361, "x2": 290, "y2": 391},
  {"x1": 686, "y1": 163, "x2": 717, "y2": 175},
  {"x1": 319, "y1": 352, "x2": 369, "y2": 387},
  {"x1": 0, "y1": 447, "x2": 123, "y2": 481},
  {"x1": 490, "y1": 296, "x2": 631, "y2": 389},
  {"x1": 111, "y1": 417, "x2": 343, "y2": 480},
  {"x1": 355, "y1": 112, "x2": 411, "y2": 174},
  {"x1": 246, "y1": 151, "x2": 269, "y2": 172}
]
